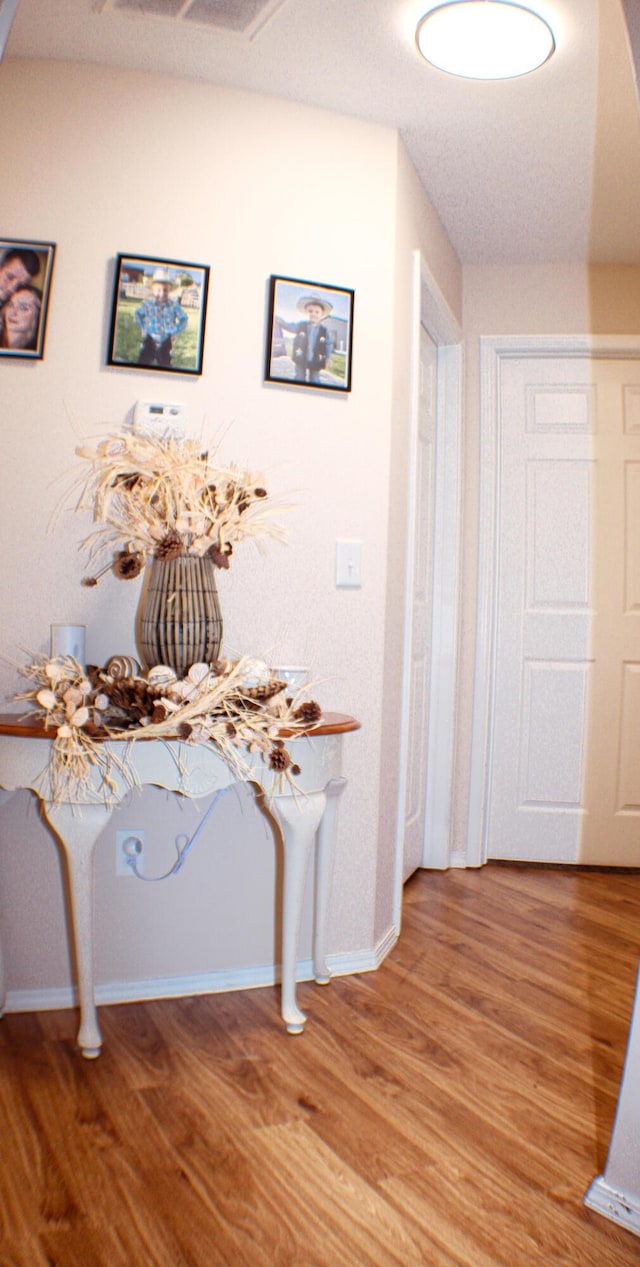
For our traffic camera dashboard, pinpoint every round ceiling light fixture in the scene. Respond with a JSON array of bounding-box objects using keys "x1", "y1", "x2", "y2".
[{"x1": 416, "y1": 1, "x2": 555, "y2": 80}]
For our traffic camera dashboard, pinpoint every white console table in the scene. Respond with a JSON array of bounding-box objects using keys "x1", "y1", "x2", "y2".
[{"x1": 0, "y1": 712, "x2": 359, "y2": 1057}]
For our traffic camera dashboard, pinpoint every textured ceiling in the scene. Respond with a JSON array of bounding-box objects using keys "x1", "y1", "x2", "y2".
[{"x1": 5, "y1": 0, "x2": 640, "y2": 264}]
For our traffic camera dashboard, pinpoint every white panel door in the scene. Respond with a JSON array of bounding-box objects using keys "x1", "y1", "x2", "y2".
[
  {"x1": 402, "y1": 325, "x2": 437, "y2": 880},
  {"x1": 487, "y1": 355, "x2": 594, "y2": 862},
  {"x1": 486, "y1": 352, "x2": 640, "y2": 865}
]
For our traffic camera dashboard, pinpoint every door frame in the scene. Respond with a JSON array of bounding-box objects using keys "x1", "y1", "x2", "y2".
[
  {"x1": 393, "y1": 251, "x2": 463, "y2": 928},
  {"x1": 467, "y1": 334, "x2": 640, "y2": 865}
]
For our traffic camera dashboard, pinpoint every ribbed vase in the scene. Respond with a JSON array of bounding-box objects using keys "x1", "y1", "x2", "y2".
[{"x1": 136, "y1": 554, "x2": 223, "y2": 678}]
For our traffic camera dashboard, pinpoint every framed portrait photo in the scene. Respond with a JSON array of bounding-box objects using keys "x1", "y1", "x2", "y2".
[
  {"x1": 0, "y1": 239, "x2": 56, "y2": 360},
  {"x1": 265, "y1": 275, "x2": 354, "y2": 392},
  {"x1": 108, "y1": 254, "x2": 210, "y2": 375}
]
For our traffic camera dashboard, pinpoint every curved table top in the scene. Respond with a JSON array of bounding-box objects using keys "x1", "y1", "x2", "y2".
[{"x1": 0, "y1": 712, "x2": 361, "y2": 741}]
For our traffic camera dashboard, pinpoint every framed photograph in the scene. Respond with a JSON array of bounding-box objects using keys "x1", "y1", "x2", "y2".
[
  {"x1": 0, "y1": 239, "x2": 56, "y2": 360},
  {"x1": 108, "y1": 254, "x2": 210, "y2": 375},
  {"x1": 265, "y1": 275, "x2": 354, "y2": 392}
]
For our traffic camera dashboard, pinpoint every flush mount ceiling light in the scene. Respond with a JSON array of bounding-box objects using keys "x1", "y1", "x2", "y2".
[{"x1": 416, "y1": 1, "x2": 555, "y2": 80}]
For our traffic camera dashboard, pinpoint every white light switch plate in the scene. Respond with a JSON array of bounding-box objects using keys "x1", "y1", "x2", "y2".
[{"x1": 336, "y1": 539, "x2": 362, "y2": 588}]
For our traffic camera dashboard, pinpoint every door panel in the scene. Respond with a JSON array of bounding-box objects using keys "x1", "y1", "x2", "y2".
[{"x1": 580, "y1": 362, "x2": 640, "y2": 864}]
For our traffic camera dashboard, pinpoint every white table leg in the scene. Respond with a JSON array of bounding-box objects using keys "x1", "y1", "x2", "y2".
[
  {"x1": 271, "y1": 790, "x2": 327, "y2": 1034},
  {"x1": 313, "y1": 776, "x2": 347, "y2": 985},
  {"x1": 41, "y1": 801, "x2": 111, "y2": 1059}
]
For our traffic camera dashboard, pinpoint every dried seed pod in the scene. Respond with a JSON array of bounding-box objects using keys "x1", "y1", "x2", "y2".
[
  {"x1": 112, "y1": 550, "x2": 144, "y2": 580},
  {"x1": 146, "y1": 665, "x2": 178, "y2": 691}
]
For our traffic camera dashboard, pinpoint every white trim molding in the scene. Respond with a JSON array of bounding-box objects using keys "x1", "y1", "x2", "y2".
[
  {"x1": 393, "y1": 251, "x2": 463, "y2": 929},
  {"x1": 584, "y1": 1177, "x2": 640, "y2": 1239},
  {"x1": 423, "y1": 335, "x2": 463, "y2": 869},
  {"x1": 5, "y1": 926, "x2": 399, "y2": 1015}
]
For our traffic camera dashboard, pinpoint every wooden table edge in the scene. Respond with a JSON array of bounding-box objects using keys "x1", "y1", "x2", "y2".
[{"x1": 0, "y1": 712, "x2": 361, "y2": 740}]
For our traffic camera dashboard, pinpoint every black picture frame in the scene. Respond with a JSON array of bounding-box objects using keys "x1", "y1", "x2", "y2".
[
  {"x1": 0, "y1": 239, "x2": 56, "y2": 360},
  {"x1": 265, "y1": 274, "x2": 354, "y2": 392},
  {"x1": 108, "y1": 254, "x2": 210, "y2": 375}
]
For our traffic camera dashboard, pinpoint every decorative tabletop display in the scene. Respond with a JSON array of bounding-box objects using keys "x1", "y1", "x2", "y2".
[
  {"x1": 15, "y1": 652, "x2": 322, "y2": 803},
  {"x1": 16, "y1": 425, "x2": 322, "y2": 799},
  {"x1": 71, "y1": 426, "x2": 286, "y2": 677}
]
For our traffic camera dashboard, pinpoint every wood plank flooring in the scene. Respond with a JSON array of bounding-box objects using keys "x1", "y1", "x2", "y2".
[{"x1": 2, "y1": 864, "x2": 640, "y2": 1265}]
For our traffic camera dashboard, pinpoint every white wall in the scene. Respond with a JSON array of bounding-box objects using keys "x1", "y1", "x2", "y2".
[{"x1": 0, "y1": 59, "x2": 461, "y2": 1007}]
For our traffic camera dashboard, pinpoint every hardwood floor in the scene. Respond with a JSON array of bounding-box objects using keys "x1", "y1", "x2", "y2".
[{"x1": 2, "y1": 864, "x2": 640, "y2": 1265}]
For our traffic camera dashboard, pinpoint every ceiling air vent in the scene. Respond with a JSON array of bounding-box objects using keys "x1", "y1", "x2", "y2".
[{"x1": 102, "y1": 0, "x2": 286, "y2": 38}]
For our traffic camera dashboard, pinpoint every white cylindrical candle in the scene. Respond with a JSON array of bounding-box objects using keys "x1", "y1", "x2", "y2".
[
  {"x1": 50, "y1": 624, "x2": 86, "y2": 666},
  {"x1": 271, "y1": 665, "x2": 310, "y2": 691}
]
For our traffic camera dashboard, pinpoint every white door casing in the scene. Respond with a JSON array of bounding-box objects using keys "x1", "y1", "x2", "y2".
[
  {"x1": 393, "y1": 252, "x2": 462, "y2": 927},
  {"x1": 468, "y1": 336, "x2": 640, "y2": 867},
  {"x1": 401, "y1": 322, "x2": 437, "y2": 882}
]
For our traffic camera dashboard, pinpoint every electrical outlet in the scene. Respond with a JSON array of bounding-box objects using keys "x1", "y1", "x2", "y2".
[{"x1": 116, "y1": 829, "x2": 145, "y2": 878}]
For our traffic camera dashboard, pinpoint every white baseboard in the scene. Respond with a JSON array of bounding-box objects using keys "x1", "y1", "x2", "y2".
[
  {"x1": 449, "y1": 850, "x2": 471, "y2": 868},
  {"x1": 4, "y1": 925, "x2": 398, "y2": 1015},
  {"x1": 372, "y1": 922, "x2": 399, "y2": 965},
  {"x1": 584, "y1": 1176, "x2": 640, "y2": 1238}
]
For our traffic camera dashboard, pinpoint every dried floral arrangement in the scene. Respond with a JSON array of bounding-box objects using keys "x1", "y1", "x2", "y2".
[
  {"x1": 15, "y1": 653, "x2": 321, "y2": 803},
  {"x1": 67, "y1": 428, "x2": 286, "y2": 585}
]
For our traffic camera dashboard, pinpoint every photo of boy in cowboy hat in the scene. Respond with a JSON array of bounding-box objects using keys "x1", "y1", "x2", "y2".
[
  {"x1": 135, "y1": 267, "x2": 188, "y2": 368},
  {"x1": 107, "y1": 255, "x2": 210, "y2": 376},
  {"x1": 266, "y1": 275, "x2": 354, "y2": 392},
  {"x1": 283, "y1": 294, "x2": 334, "y2": 385}
]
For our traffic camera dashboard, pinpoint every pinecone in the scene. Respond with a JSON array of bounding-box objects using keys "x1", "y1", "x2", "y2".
[
  {"x1": 100, "y1": 677, "x2": 156, "y2": 725},
  {"x1": 293, "y1": 700, "x2": 321, "y2": 724},
  {"x1": 154, "y1": 531, "x2": 183, "y2": 561},
  {"x1": 269, "y1": 745, "x2": 291, "y2": 772}
]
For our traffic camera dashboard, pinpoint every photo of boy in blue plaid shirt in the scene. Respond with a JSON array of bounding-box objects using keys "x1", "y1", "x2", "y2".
[{"x1": 135, "y1": 267, "x2": 188, "y2": 368}]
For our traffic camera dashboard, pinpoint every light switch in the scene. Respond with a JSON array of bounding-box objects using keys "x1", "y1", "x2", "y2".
[{"x1": 336, "y1": 539, "x2": 362, "y2": 588}]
